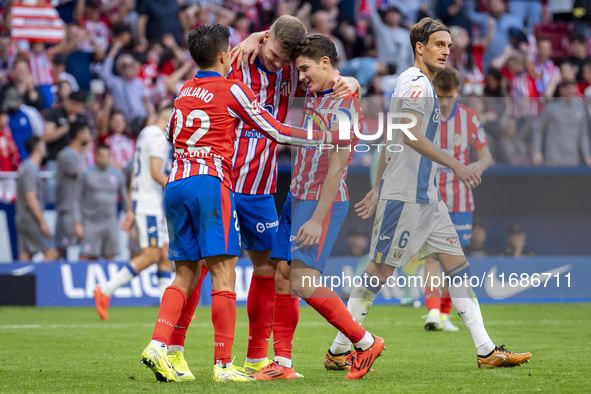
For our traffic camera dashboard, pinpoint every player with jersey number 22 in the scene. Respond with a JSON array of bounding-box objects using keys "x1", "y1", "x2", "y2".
[{"x1": 139, "y1": 24, "x2": 345, "y2": 383}]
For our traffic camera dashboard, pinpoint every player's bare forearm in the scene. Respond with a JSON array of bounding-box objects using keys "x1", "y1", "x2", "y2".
[
  {"x1": 402, "y1": 113, "x2": 460, "y2": 172},
  {"x1": 25, "y1": 192, "x2": 45, "y2": 225},
  {"x1": 310, "y1": 148, "x2": 349, "y2": 224},
  {"x1": 150, "y1": 157, "x2": 168, "y2": 188},
  {"x1": 402, "y1": 112, "x2": 481, "y2": 188},
  {"x1": 472, "y1": 145, "x2": 493, "y2": 174},
  {"x1": 373, "y1": 144, "x2": 387, "y2": 192}
]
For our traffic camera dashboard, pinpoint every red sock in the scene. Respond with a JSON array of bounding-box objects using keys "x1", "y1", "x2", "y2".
[
  {"x1": 247, "y1": 274, "x2": 275, "y2": 359},
  {"x1": 152, "y1": 286, "x2": 186, "y2": 344},
  {"x1": 305, "y1": 286, "x2": 366, "y2": 344},
  {"x1": 273, "y1": 293, "x2": 299, "y2": 360},
  {"x1": 211, "y1": 290, "x2": 236, "y2": 365},
  {"x1": 425, "y1": 286, "x2": 441, "y2": 311},
  {"x1": 440, "y1": 290, "x2": 453, "y2": 315},
  {"x1": 170, "y1": 265, "x2": 209, "y2": 347}
]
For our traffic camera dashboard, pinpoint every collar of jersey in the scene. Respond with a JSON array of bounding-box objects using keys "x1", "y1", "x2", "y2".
[
  {"x1": 254, "y1": 56, "x2": 277, "y2": 75},
  {"x1": 316, "y1": 87, "x2": 333, "y2": 96},
  {"x1": 443, "y1": 101, "x2": 458, "y2": 122},
  {"x1": 195, "y1": 70, "x2": 222, "y2": 78}
]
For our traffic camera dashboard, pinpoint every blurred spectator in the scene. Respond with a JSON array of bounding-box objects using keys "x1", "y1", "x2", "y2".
[
  {"x1": 470, "y1": 0, "x2": 522, "y2": 72},
  {"x1": 339, "y1": 58, "x2": 397, "y2": 96},
  {"x1": 345, "y1": 227, "x2": 369, "y2": 257},
  {"x1": 312, "y1": 10, "x2": 348, "y2": 65},
  {"x1": 100, "y1": 103, "x2": 135, "y2": 170},
  {"x1": 508, "y1": 0, "x2": 542, "y2": 32},
  {"x1": 43, "y1": 90, "x2": 87, "y2": 162},
  {"x1": 230, "y1": 12, "x2": 253, "y2": 48},
  {"x1": 389, "y1": 0, "x2": 422, "y2": 26},
  {"x1": 136, "y1": 0, "x2": 183, "y2": 50},
  {"x1": 504, "y1": 223, "x2": 534, "y2": 257},
  {"x1": 0, "y1": 57, "x2": 44, "y2": 111},
  {"x1": 0, "y1": 108, "x2": 20, "y2": 203},
  {"x1": 3, "y1": 87, "x2": 44, "y2": 160},
  {"x1": 436, "y1": 0, "x2": 471, "y2": 33},
  {"x1": 0, "y1": 33, "x2": 13, "y2": 86},
  {"x1": 562, "y1": 32, "x2": 591, "y2": 82},
  {"x1": 55, "y1": 121, "x2": 91, "y2": 258},
  {"x1": 483, "y1": 67, "x2": 508, "y2": 97},
  {"x1": 533, "y1": 39, "x2": 561, "y2": 98},
  {"x1": 62, "y1": 24, "x2": 101, "y2": 91},
  {"x1": 16, "y1": 136, "x2": 58, "y2": 262},
  {"x1": 463, "y1": 220, "x2": 491, "y2": 256},
  {"x1": 447, "y1": 24, "x2": 495, "y2": 96},
  {"x1": 533, "y1": 79, "x2": 591, "y2": 166},
  {"x1": 74, "y1": 143, "x2": 128, "y2": 260},
  {"x1": 498, "y1": 117, "x2": 530, "y2": 165},
  {"x1": 368, "y1": 2, "x2": 413, "y2": 75},
  {"x1": 52, "y1": 55, "x2": 80, "y2": 93},
  {"x1": 75, "y1": 0, "x2": 112, "y2": 53},
  {"x1": 559, "y1": 59, "x2": 579, "y2": 81},
  {"x1": 28, "y1": 41, "x2": 55, "y2": 109},
  {"x1": 99, "y1": 39, "x2": 148, "y2": 135},
  {"x1": 580, "y1": 62, "x2": 591, "y2": 96}
]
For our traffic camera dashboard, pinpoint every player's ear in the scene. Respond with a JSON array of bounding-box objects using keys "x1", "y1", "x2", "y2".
[
  {"x1": 262, "y1": 31, "x2": 270, "y2": 44},
  {"x1": 321, "y1": 56, "x2": 330, "y2": 69},
  {"x1": 416, "y1": 42, "x2": 423, "y2": 56}
]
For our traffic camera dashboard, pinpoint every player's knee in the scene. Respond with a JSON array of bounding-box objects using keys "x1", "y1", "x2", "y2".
[{"x1": 274, "y1": 261, "x2": 291, "y2": 293}]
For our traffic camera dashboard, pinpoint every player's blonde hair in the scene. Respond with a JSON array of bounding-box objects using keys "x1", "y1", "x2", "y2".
[
  {"x1": 270, "y1": 15, "x2": 307, "y2": 59},
  {"x1": 410, "y1": 18, "x2": 450, "y2": 57}
]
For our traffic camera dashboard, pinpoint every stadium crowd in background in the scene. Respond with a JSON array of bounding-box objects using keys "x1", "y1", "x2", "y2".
[{"x1": 0, "y1": 0, "x2": 590, "y2": 261}]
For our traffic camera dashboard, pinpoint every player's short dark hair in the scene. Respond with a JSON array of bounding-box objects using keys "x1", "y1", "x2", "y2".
[
  {"x1": 294, "y1": 34, "x2": 338, "y2": 67},
  {"x1": 25, "y1": 136, "x2": 41, "y2": 154},
  {"x1": 96, "y1": 143, "x2": 111, "y2": 152},
  {"x1": 270, "y1": 15, "x2": 307, "y2": 59},
  {"x1": 70, "y1": 120, "x2": 90, "y2": 139},
  {"x1": 410, "y1": 17, "x2": 450, "y2": 57},
  {"x1": 187, "y1": 24, "x2": 230, "y2": 69},
  {"x1": 433, "y1": 67, "x2": 462, "y2": 91}
]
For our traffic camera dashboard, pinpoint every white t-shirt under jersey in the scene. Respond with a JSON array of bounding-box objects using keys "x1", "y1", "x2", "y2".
[
  {"x1": 131, "y1": 125, "x2": 170, "y2": 215},
  {"x1": 380, "y1": 66, "x2": 442, "y2": 204}
]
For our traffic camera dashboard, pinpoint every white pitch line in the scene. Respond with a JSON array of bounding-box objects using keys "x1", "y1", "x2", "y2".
[{"x1": 0, "y1": 321, "x2": 326, "y2": 330}]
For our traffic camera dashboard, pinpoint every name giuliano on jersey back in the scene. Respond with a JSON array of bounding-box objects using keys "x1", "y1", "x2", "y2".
[{"x1": 381, "y1": 67, "x2": 441, "y2": 204}]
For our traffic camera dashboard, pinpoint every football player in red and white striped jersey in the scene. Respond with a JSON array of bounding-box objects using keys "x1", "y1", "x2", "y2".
[{"x1": 423, "y1": 67, "x2": 493, "y2": 332}]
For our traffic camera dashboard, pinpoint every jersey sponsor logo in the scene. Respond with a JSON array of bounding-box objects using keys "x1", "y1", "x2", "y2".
[
  {"x1": 148, "y1": 226, "x2": 157, "y2": 234},
  {"x1": 244, "y1": 130, "x2": 265, "y2": 139},
  {"x1": 393, "y1": 248, "x2": 404, "y2": 260},
  {"x1": 256, "y1": 220, "x2": 278, "y2": 233},
  {"x1": 432, "y1": 108, "x2": 441, "y2": 123},
  {"x1": 462, "y1": 233, "x2": 472, "y2": 241},
  {"x1": 289, "y1": 235, "x2": 297, "y2": 242},
  {"x1": 379, "y1": 235, "x2": 391, "y2": 241},
  {"x1": 454, "y1": 133, "x2": 462, "y2": 146}
]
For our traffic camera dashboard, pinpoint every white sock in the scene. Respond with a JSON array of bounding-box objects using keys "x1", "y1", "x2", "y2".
[
  {"x1": 274, "y1": 356, "x2": 292, "y2": 368},
  {"x1": 157, "y1": 273, "x2": 172, "y2": 294},
  {"x1": 246, "y1": 357, "x2": 267, "y2": 365},
  {"x1": 353, "y1": 331, "x2": 374, "y2": 351},
  {"x1": 217, "y1": 362, "x2": 231, "y2": 369},
  {"x1": 330, "y1": 283, "x2": 378, "y2": 354},
  {"x1": 448, "y1": 278, "x2": 495, "y2": 355},
  {"x1": 150, "y1": 340, "x2": 167, "y2": 352},
  {"x1": 168, "y1": 345, "x2": 184, "y2": 354},
  {"x1": 103, "y1": 265, "x2": 136, "y2": 297}
]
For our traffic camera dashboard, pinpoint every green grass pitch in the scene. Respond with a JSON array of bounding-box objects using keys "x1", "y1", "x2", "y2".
[{"x1": 1, "y1": 303, "x2": 590, "y2": 393}]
